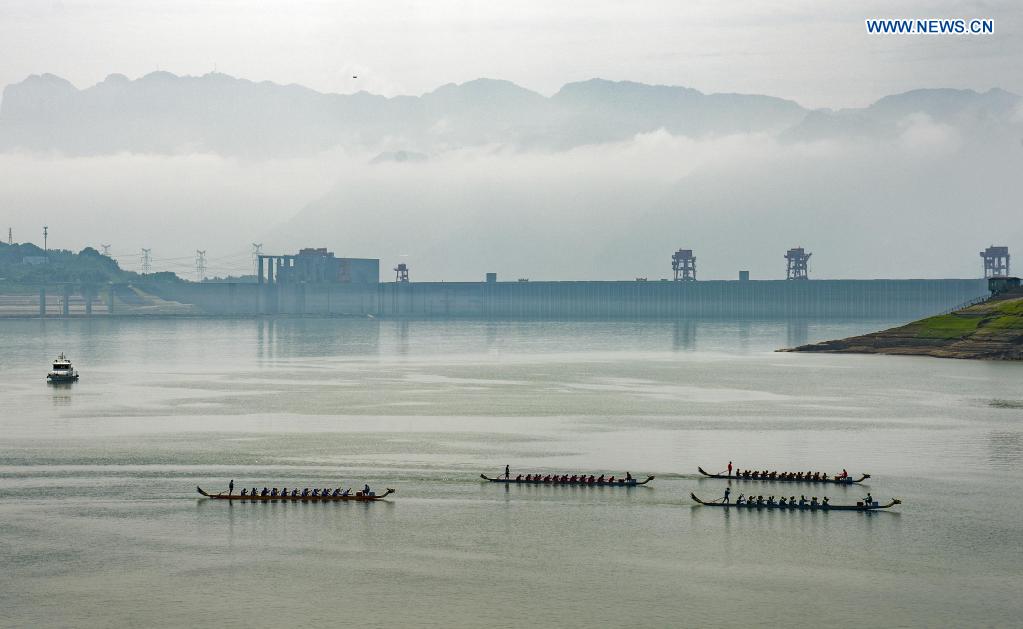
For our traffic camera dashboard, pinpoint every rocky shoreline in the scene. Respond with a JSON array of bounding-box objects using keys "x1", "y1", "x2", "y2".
[{"x1": 782, "y1": 290, "x2": 1023, "y2": 360}]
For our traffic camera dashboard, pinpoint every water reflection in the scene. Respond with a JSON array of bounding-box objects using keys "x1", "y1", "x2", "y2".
[
  {"x1": 256, "y1": 317, "x2": 381, "y2": 359},
  {"x1": 48, "y1": 381, "x2": 74, "y2": 407},
  {"x1": 737, "y1": 321, "x2": 751, "y2": 353},
  {"x1": 396, "y1": 320, "x2": 410, "y2": 355},
  {"x1": 673, "y1": 320, "x2": 696, "y2": 350},
  {"x1": 257, "y1": 319, "x2": 272, "y2": 361},
  {"x1": 2, "y1": 316, "x2": 913, "y2": 370},
  {"x1": 786, "y1": 320, "x2": 809, "y2": 349}
]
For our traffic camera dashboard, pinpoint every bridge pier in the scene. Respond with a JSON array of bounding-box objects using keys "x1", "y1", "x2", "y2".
[
  {"x1": 61, "y1": 285, "x2": 70, "y2": 317},
  {"x1": 39, "y1": 287, "x2": 46, "y2": 317}
]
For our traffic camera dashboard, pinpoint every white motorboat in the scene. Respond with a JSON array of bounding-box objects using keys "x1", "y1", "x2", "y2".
[{"x1": 46, "y1": 353, "x2": 79, "y2": 383}]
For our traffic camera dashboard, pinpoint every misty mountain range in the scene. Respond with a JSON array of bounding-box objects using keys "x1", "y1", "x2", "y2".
[
  {"x1": 1, "y1": 72, "x2": 1020, "y2": 281},
  {"x1": 2, "y1": 72, "x2": 1018, "y2": 157}
]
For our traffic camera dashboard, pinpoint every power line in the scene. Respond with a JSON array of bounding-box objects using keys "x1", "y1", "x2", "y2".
[{"x1": 151, "y1": 255, "x2": 197, "y2": 262}]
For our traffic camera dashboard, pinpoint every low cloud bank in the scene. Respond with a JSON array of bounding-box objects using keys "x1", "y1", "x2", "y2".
[
  {"x1": 1, "y1": 115, "x2": 1020, "y2": 280},
  {"x1": 279, "y1": 124, "x2": 1023, "y2": 280}
]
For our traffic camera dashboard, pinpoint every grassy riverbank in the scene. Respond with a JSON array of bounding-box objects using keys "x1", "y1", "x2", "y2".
[{"x1": 783, "y1": 291, "x2": 1023, "y2": 360}]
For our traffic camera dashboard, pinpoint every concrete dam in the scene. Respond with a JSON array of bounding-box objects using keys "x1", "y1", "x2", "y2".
[{"x1": 146, "y1": 278, "x2": 989, "y2": 320}]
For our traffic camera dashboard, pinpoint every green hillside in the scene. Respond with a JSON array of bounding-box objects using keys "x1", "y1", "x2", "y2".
[
  {"x1": 0, "y1": 242, "x2": 134, "y2": 287},
  {"x1": 785, "y1": 292, "x2": 1023, "y2": 360}
]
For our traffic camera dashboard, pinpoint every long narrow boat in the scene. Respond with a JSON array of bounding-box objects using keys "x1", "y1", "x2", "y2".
[
  {"x1": 697, "y1": 467, "x2": 869, "y2": 485},
  {"x1": 196, "y1": 486, "x2": 395, "y2": 501},
  {"x1": 480, "y1": 474, "x2": 654, "y2": 486},
  {"x1": 690, "y1": 493, "x2": 899, "y2": 511}
]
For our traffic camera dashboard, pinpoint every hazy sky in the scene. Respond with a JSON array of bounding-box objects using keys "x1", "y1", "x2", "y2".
[
  {"x1": 2, "y1": 1, "x2": 1021, "y2": 280},
  {"x1": 2, "y1": 0, "x2": 1021, "y2": 108}
]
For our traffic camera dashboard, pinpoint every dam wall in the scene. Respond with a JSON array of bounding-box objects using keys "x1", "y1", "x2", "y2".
[
  {"x1": 380, "y1": 279, "x2": 987, "y2": 319},
  {"x1": 142, "y1": 281, "x2": 378, "y2": 316},
  {"x1": 143, "y1": 278, "x2": 988, "y2": 320}
]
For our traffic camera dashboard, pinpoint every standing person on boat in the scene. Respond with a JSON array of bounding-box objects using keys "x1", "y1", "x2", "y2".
[
  {"x1": 229, "y1": 479, "x2": 234, "y2": 497},
  {"x1": 363, "y1": 483, "x2": 371, "y2": 495},
  {"x1": 505, "y1": 465, "x2": 510, "y2": 479},
  {"x1": 626, "y1": 472, "x2": 633, "y2": 482},
  {"x1": 727, "y1": 461, "x2": 733, "y2": 477},
  {"x1": 723, "y1": 487, "x2": 731, "y2": 504}
]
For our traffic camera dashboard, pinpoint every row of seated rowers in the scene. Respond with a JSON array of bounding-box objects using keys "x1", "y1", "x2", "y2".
[{"x1": 239, "y1": 484, "x2": 372, "y2": 497}]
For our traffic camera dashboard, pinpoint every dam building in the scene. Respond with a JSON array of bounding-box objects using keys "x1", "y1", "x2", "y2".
[
  {"x1": 257, "y1": 248, "x2": 378, "y2": 285},
  {"x1": 250, "y1": 249, "x2": 378, "y2": 314},
  {"x1": 980, "y1": 246, "x2": 1010, "y2": 278}
]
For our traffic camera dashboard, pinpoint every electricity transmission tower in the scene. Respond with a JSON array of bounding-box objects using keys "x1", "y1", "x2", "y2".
[
  {"x1": 100, "y1": 244, "x2": 112, "y2": 256},
  {"x1": 141, "y1": 248, "x2": 152, "y2": 274},
  {"x1": 195, "y1": 250, "x2": 207, "y2": 282}
]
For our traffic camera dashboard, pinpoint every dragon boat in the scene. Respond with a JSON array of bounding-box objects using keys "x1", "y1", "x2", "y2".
[
  {"x1": 698, "y1": 467, "x2": 869, "y2": 485},
  {"x1": 196, "y1": 486, "x2": 395, "y2": 501},
  {"x1": 480, "y1": 474, "x2": 653, "y2": 486},
  {"x1": 690, "y1": 493, "x2": 899, "y2": 511}
]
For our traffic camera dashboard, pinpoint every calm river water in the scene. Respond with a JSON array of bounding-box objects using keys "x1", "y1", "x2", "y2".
[{"x1": 1, "y1": 318, "x2": 1021, "y2": 628}]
